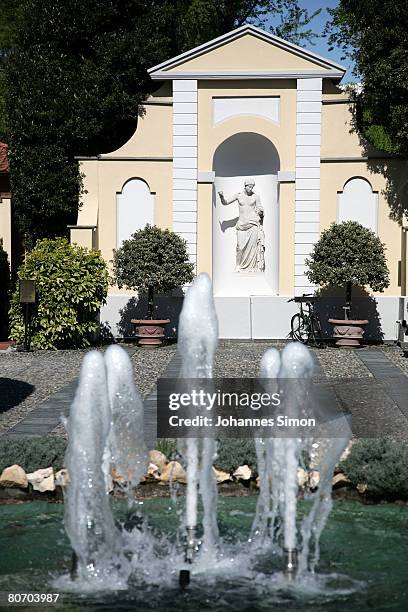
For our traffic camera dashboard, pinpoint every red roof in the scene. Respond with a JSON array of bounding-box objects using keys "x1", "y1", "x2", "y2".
[{"x1": 0, "y1": 143, "x2": 9, "y2": 173}]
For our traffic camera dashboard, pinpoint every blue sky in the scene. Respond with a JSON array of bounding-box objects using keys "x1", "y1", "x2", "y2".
[{"x1": 268, "y1": 0, "x2": 355, "y2": 82}]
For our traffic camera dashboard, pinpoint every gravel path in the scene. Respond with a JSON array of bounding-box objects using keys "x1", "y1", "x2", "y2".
[
  {"x1": 0, "y1": 349, "x2": 94, "y2": 434},
  {"x1": 0, "y1": 344, "x2": 176, "y2": 435},
  {"x1": 1, "y1": 341, "x2": 407, "y2": 438},
  {"x1": 214, "y1": 342, "x2": 374, "y2": 378}
]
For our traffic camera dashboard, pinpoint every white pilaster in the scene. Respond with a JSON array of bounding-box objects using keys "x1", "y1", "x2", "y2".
[
  {"x1": 295, "y1": 78, "x2": 322, "y2": 295},
  {"x1": 172, "y1": 80, "x2": 197, "y2": 269}
]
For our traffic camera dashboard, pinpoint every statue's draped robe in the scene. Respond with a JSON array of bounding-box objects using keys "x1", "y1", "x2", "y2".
[{"x1": 236, "y1": 205, "x2": 265, "y2": 272}]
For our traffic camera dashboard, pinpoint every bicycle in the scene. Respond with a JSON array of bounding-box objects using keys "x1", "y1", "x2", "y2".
[{"x1": 288, "y1": 294, "x2": 325, "y2": 347}]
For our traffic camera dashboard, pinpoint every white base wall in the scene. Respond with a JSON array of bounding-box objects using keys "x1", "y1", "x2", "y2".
[{"x1": 101, "y1": 293, "x2": 407, "y2": 342}]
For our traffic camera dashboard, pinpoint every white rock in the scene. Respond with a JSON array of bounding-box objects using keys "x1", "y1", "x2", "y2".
[
  {"x1": 141, "y1": 462, "x2": 160, "y2": 482},
  {"x1": 159, "y1": 461, "x2": 187, "y2": 484},
  {"x1": 297, "y1": 467, "x2": 308, "y2": 487},
  {"x1": 213, "y1": 467, "x2": 231, "y2": 483},
  {"x1": 233, "y1": 465, "x2": 251, "y2": 481},
  {"x1": 27, "y1": 467, "x2": 55, "y2": 493},
  {"x1": 332, "y1": 473, "x2": 351, "y2": 489},
  {"x1": 309, "y1": 470, "x2": 320, "y2": 489},
  {"x1": 55, "y1": 468, "x2": 70, "y2": 487},
  {"x1": 148, "y1": 450, "x2": 167, "y2": 472},
  {"x1": 0, "y1": 465, "x2": 28, "y2": 489}
]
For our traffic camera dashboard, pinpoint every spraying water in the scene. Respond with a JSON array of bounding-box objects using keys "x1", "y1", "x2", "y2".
[
  {"x1": 61, "y1": 277, "x2": 352, "y2": 595},
  {"x1": 177, "y1": 273, "x2": 219, "y2": 562},
  {"x1": 104, "y1": 345, "x2": 148, "y2": 504},
  {"x1": 63, "y1": 351, "x2": 129, "y2": 589}
]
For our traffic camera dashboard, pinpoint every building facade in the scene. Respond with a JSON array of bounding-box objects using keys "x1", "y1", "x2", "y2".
[{"x1": 71, "y1": 25, "x2": 408, "y2": 341}]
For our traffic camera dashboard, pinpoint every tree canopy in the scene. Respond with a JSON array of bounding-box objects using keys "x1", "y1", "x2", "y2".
[
  {"x1": 4, "y1": 0, "x2": 319, "y2": 245},
  {"x1": 326, "y1": 0, "x2": 408, "y2": 156},
  {"x1": 306, "y1": 221, "x2": 390, "y2": 293}
]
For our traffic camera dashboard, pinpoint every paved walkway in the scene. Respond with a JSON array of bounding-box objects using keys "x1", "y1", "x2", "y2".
[
  {"x1": 2, "y1": 345, "x2": 408, "y2": 446},
  {"x1": 357, "y1": 349, "x2": 408, "y2": 419},
  {"x1": 2, "y1": 347, "x2": 181, "y2": 449},
  {"x1": 3, "y1": 347, "x2": 137, "y2": 439}
]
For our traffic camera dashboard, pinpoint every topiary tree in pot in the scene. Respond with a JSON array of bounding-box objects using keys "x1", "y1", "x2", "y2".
[
  {"x1": 305, "y1": 221, "x2": 390, "y2": 346},
  {"x1": 112, "y1": 224, "x2": 195, "y2": 346}
]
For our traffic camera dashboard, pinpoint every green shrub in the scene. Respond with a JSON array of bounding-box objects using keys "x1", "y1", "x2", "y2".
[
  {"x1": 9, "y1": 238, "x2": 109, "y2": 349},
  {"x1": 215, "y1": 439, "x2": 257, "y2": 474},
  {"x1": 113, "y1": 225, "x2": 194, "y2": 319},
  {"x1": 306, "y1": 221, "x2": 389, "y2": 310},
  {"x1": 0, "y1": 436, "x2": 67, "y2": 473},
  {"x1": 156, "y1": 438, "x2": 177, "y2": 459},
  {"x1": 340, "y1": 438, "x2": 408, "y2": 500}
]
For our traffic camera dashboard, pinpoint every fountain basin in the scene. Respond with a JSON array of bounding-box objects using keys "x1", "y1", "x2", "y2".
[{"x1": 1, "y1": 497, "x2": 407, "y2": 611}]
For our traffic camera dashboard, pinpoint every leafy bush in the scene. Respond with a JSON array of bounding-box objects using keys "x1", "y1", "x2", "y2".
[
  {"x1": 9, "y1": 238, "x2": 109, "y2": 349},
  {"x1": 340, "y1": 438, "x2": 408, "y2": 500},
  {"x1": 0, "y1": 436, "x2": 67, "y2": 474},
  {"x1": 0, "y1": 239, "x2": 10, "y2": 339},
  {"x1": 215, "y1": 439, "x2": 257, "y2": 474},
  {"x1": 306, "y1": 221, "x2": 389, "y2": 305},
  {"x1": 113, "y1": 224, "x2": 194, "y2": 318},
  {"x1": 156, "y1": 438, "x2": 177, "y2": 459}
]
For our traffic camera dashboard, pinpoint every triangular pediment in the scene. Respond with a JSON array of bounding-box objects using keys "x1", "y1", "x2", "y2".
[{"x1": 148, "y1": 25, "x2": 345, "y2": 80}]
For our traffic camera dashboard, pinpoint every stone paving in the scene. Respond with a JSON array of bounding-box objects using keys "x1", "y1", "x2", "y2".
[
  {"x1": 0, "y1": 344, "x2": 176, "y2": 437},
  {"x1": 1, "y1": 342, "x2": 408, "y2": 447}
]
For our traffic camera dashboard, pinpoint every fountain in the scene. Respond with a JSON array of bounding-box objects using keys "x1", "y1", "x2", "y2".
[{"x1": 60, "y1": 272, "x2": 352, "y2": 597}]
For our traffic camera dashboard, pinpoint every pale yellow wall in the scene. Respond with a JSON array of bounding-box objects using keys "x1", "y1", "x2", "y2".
[
  {"x1": 0, "y1": 197, "x2": 11, "y2": 261},
  {"x1": 79, "y1": 160, "x2": 172, "y2": 295},
  {"x1": 166, "y1": 33, "x2": 331, "y2": 73},
  {"x1": 278, "y1": 182, "x2": 295, "y2": 294},
  {"x1": 77, "y1": 160, "x2": 99, "y2": 226},
  {"x1": 321, "y1": 100, "x2": 381, "y2": 159},
  {"x1": 198, "y1": 80, "x2": 297, "y2": 171},
  {"x1": 321, "y1": 162, "x2": 405, "y2": 295},
  {"x1": 70, "y1": 228, "x2": 94, "y2": 250},
  {"x1": 105, "y1": 104, "x2": 172, "y2": 158},
  {"x1": 197, "y1": 182, "x2": 213, "y2": 275}
]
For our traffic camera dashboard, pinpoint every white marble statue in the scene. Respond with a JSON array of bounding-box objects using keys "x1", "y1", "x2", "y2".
[{"x1": 218, "y1": 178, "x2": 265, "y2": 272}]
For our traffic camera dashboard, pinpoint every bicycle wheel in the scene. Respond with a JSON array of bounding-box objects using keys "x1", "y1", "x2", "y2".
[
  {"x1": 310, "y1": 315, "x2": 325, "y2": 348},
  {"x1": 291, "y1": 313, "x2": 310, "y2": 344}
]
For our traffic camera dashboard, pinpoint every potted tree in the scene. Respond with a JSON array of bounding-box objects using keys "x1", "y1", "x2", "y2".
[
  {"x1": 305, "y1": 221, "x2": 390, "y2": 347},
  {"x1": 113, "y1": 225, "x2": 195, "y2": 346}
]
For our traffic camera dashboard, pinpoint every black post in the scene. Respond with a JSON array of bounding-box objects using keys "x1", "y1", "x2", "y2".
[
  {"x1": 147, "y1": 286, "x2": 154, "y2": 319},
  {"x1": 24, "y1": 303, "x2": 30, "y2": 351},
  {"x1": 345, "y1": 281, "x2": 352, "y2": 320}
]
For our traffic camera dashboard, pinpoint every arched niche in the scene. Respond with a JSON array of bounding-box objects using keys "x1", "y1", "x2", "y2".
[
  {"x1": 337, "y1": 177, "x2": 378, "y2": 233},
  {"x1": 212, "y1": 132, "x2": 280, "y2": 297},
  {"x1": 116, "y1": 178, "x2": 155, "y2": 248}
]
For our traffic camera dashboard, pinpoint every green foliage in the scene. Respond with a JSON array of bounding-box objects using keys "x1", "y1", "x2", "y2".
[
  {"x1": 0, "y1": 239, "x2": 10, "y2": 338},
  {"x1": 340, "y1": 438, "x2": 408, "y2": 500},
  {"x1": 4, "y1": 0, "x2": 318, "y2": 244},
  {"x1": 9, "y1": 238, "x2": 109, "y2": 349},
  {"x1": 215, "y1": 439, "x2": 257, "y2": 474},
  {"x1": 156, "y1": 438, "x2": 178, "y2": 459},
  {"x1": 113, "y1": 225, "x2": 194, "y2": 317},
  {"x1": 0, "y1": 436, "x2": 67, "y2": 473},
  {"x1": 306, "y1": 221, "x2": 390, "y2": 293},
  {"x1": 326, "y1": 0, "x2": 408, "y2": 156}
]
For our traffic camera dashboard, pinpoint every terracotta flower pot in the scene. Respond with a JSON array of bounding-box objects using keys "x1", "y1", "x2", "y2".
[
  {"x1": 131, "y1": 319, "x2": 170, "y2": 346},
  {"x1": 328, "y1": 319, "x2": 368, "y2": 348}
]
